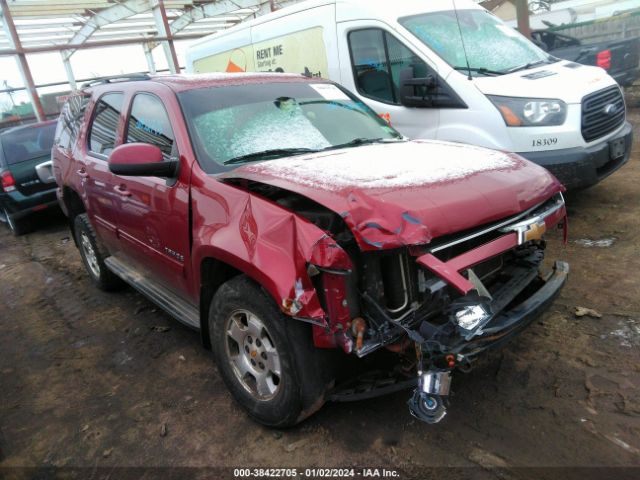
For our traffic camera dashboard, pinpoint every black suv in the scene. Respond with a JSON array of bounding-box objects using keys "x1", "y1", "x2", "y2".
[{"x1": 0, "y1": 120, "x2": 58, "y2": 235}]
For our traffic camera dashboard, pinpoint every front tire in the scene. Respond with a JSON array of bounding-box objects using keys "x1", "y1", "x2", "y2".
[
  {"x1": 74, "y1": 213, "x2": 124, "y2": 291},
  {"x1": 209, "y1": 275, "x2": 333, "y2": 427}
]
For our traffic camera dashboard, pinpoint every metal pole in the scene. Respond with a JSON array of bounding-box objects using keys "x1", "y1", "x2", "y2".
[
  {"x1": 143, "y1": 43, "x2": 157, "y2": 75},
  {"x1": 0, "y1": 0, "x2": 46, "y2": 121},
  {"x1": 152, "y1": 0, "x2": 180, "y2": 74},
  {"x1": 61, "y1": 53, "x2": 77, "y2": 91},
  {"x1": 515, "y1": 0, "x2": 531, "y2": 39}
]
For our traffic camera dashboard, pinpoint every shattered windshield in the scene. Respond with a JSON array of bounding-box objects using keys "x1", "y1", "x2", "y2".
[
  {"x1": 178, "y1": 82, "x2": 402, "y2": 172},
  {"x1": 400, "y1": 9, "x2": 552, "y2": 76}
]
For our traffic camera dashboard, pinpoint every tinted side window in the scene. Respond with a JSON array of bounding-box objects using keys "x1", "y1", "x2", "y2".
[
  {"x1": 55, "y1": 94, "x2": 89, "y2": 150},
  {"x1": 88, "y1": 93, "x2": 124, "y2": 156},
  {"x1": 126, "y1": 93, "x2": 175, "y2": 161},
  {"x1": 349, "y1": 29, "x2": 395, "y2": 103},
  {"x1": 349, "y1": 29, "x2": 430, "y2": 105},
  {"x1": 386, "y1": 35, "x2": 429, "y2": 94}
]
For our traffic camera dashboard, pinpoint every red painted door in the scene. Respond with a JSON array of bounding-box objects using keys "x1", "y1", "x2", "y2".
[
  {"x1": 81, "y1": 93, "x2": 125, "y2": 252},
  {"x1": 111, "y1": 90, "x2": 192, "y2": 299}
]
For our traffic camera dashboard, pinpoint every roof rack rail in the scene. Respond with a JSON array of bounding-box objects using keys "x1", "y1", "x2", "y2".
[{"x1": 81, "y1": 74, "x2": 151, "y2": 89}]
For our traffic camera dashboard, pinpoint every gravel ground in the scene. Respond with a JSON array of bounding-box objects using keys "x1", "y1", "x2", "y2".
[{"x1": 0, "y1": 111, "x2": 639, "y2": 480}]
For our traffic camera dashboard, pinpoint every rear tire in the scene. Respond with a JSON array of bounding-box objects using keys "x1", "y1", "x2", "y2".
[
  {"x1": 74, "y1": 213, "x2": 124, "y2": 291},
  {"x1": 209, "y1": 275, "x2": 334, "y2": 427},
  {"x1": 3, "y1": 209, "x2": 31, "y2": 236}
]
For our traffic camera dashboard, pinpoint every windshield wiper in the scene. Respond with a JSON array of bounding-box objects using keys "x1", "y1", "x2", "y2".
[
  {"x1": 453, "y1": 66, "x2": 504, "y2": 76},
  {"x1": 223, "y1": 147, "x2": 319, "y2": 165},
  {"x1": 504, "y1": 57, "x2": 557, "y2": 74},
  {"x1": 224, "y1": 138, "x2": 403, "y2": 164},
  {"x1": 323, "y1": 137, "x2": 403, "y2": 151}
]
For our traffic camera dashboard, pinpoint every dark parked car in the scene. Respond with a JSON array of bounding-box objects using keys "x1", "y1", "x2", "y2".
[
  {"x1": 53, "y1": 74, "x2": 568, "y2": 426},
  {"x1": 0, "y1": 120, "x2": 58, "y2": 235},
  {"x1": 532, "y1": 30, "x2": 640, "y2": 86}
]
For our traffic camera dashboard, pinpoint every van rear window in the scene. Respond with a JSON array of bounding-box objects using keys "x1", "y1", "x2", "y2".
[{"x1": 0, "y1": 123, "x2": 55, "y2": 165}]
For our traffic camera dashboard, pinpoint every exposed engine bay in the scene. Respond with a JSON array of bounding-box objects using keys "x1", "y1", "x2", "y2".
[{"x1": 230, "y1": 179, "x2": 569, "y2": 424}]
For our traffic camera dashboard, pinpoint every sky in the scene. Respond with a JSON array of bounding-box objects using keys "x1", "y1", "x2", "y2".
[{"x1": 0, "y1": 39, "x2": 197, "y2": 114}]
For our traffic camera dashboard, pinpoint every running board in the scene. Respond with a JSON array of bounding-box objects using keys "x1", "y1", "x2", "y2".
[{"x1": 104, "y1": 256, "x2": 200, "y2": 329}]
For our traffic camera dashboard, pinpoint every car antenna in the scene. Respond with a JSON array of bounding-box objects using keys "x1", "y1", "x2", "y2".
[{"x1": 452, "y1": 0, "x2": 472, "y2": 81}]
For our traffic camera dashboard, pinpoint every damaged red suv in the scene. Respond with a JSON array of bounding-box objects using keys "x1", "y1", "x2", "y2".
[{"x1": 53, "y1": 73, "x2": 568, "y2": 426}]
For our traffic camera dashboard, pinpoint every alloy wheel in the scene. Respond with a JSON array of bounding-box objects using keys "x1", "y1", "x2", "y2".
[
  {"x1": 80, "y1": 231, "x2": 100, "y2": 278},
  {"x1": 225, "y1": 309, "x2": 282, "y2": 400}
]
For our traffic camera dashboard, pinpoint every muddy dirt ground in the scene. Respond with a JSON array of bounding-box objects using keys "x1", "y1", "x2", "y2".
[{"x1": 1, "y1": 113, "x2": 639, "y2": 480}]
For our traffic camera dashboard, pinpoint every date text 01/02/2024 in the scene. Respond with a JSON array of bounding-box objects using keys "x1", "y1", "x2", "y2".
[{"x1": 233, "y1": 468, "x2": 401, "y2": 478}]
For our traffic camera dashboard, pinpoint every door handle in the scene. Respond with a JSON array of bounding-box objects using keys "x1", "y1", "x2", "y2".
[
  {"x1": 114, "y1": 184, "x2": 132, "y2": 197},
  {"x1": 76, "y1": 168, "x2": 89, "y2": 178}
]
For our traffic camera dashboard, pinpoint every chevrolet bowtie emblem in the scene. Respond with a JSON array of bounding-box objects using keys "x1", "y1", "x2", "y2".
[
  {"x1": 524, "y1": 221, "x2": 547, "y2": 243},
  {"x1": 501, "y1": 219, "x2": 548, "y2": 244}
]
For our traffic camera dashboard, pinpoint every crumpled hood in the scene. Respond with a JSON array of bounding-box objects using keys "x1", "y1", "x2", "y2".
[
  {"x1": 472, "y1": 61, "x2": 616, "y2": 104},
  {"x1": 221, "y1": 140, "x2": 563, "y2": 250}
]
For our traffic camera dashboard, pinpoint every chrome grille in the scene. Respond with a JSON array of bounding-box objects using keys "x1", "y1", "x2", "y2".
[
  {"x1": 427, "y1": 193, "x2": 564, "y2": 260},
  {"x1": 581, "y1": 85, "x2": 625, "y2": 142}
]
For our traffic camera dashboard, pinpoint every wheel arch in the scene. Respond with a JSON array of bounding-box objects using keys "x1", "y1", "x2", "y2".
[
  {"x1": 196, "y1": 244, "x2": 321, "y2": 350},
  {"x1": 61, "y1": 186, "x2": 87, "y2": 246},
  {"x1": 199, "y1": 256, "x2": 243, "y2": 350}
]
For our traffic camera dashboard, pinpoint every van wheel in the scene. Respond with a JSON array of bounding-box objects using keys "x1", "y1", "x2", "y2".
[
  {"x1": 74, "y1": 214, "x2": 124, "y2": 291},
  {"x1": 209, "y1": 275, "x2": 333, "y2": 427},
  {"x1": 3, "y1": 209, "x2": 30, "y2": 236}
]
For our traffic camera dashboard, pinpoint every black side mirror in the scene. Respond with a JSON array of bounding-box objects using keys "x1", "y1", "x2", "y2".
[
  {"x1": 399, "y1": 66, "x2": 467, "y2": 109},
  {"x1": 399, "y1": 66, "x2": 437, "y2": 108},
  {"x1": 108, "y1": 143, "x2": 178, "y2": 178},
  {"x1": 110, "y1": 160, "x2": 179, "y2": 178}
]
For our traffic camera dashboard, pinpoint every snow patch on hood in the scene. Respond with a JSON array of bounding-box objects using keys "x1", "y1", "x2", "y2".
[{"x1": 240, "y1": 140, "x2": 519, "y2": 190}]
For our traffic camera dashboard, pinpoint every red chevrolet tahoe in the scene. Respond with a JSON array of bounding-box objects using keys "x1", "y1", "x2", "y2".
[{"x1": 52, "y1": 73, "x2": 568, "y2": 426}]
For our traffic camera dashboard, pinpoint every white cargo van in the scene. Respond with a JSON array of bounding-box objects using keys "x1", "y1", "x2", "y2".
[{"x1": 185, "y1": 0, "x2": 632, "y2": 189}]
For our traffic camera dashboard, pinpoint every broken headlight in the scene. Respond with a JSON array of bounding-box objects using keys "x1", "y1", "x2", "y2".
[
  {"x1": 448, "y1": 292, "x2": 493, "y2": 340},
  {"x1": 455, "y1": 304, "x2": 490, "y2": 331}
]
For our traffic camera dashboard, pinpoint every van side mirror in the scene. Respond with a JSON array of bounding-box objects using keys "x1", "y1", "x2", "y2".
[
  {"x1": 399, "y1": 66, "x2": 468, "y2": 109},
  {"x1": 399, "y1": 66, "x2": 437, "y2": 108},
  {"x1": 108, "y1": 143, "x2": 178, "y2": 178}
]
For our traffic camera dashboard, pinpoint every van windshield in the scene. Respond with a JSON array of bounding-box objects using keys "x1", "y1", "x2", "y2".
[
  {"x1": 400, "y1": 9, "x2": 553, "y2": 76},
  {"x1": 178, "y1": 81, "x2": 403, "y2": 172}
]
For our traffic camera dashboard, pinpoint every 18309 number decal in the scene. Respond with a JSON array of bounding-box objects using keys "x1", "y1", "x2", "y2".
[{"x1": 532, "y1": 137, "x2": 558, "y2": 147}]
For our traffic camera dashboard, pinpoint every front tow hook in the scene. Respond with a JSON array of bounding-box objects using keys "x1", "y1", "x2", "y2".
[{"x1": 407, "y1": 370, "x2": 451, "y2": 424}]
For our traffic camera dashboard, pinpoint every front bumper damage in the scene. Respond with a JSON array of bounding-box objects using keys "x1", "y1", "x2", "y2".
[
  {"x1": 407, "y1": 260, "x2": 568, "y2": 423},
  {"x1": 397, "y1": 194, "x2": 569, "y2": 422},
  {"x1": 320, "y1": 193, "x2": 569, "y2": 424}
]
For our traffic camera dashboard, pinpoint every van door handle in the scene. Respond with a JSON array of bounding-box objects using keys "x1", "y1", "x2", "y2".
[
  {"x1": 76, "y1": 168, "x2": 89, "y2": 178},
  {"x1": 114, "y1": 184, "x2": 132, "y2": 197}
]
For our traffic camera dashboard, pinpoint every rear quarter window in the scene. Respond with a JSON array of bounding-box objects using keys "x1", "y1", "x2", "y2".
[{"x1": 55, "y1": 94, "x2": 89, "y2": 150}]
